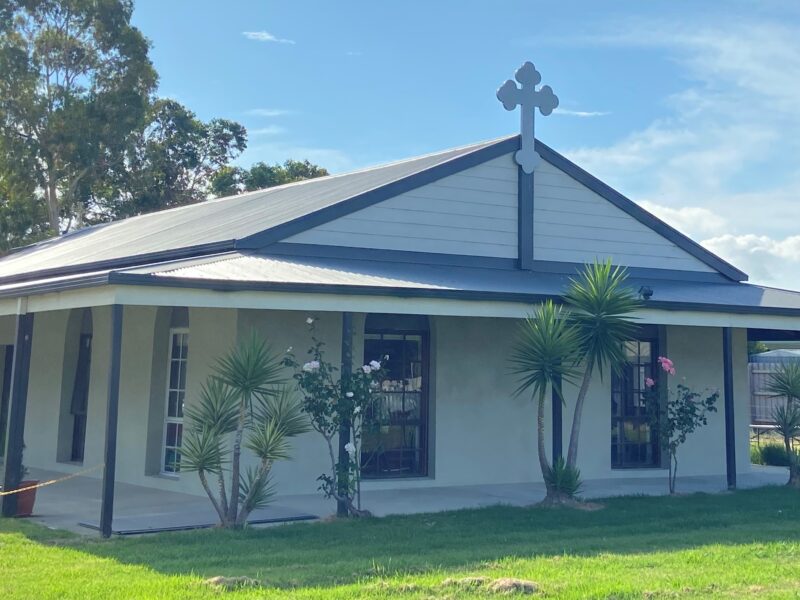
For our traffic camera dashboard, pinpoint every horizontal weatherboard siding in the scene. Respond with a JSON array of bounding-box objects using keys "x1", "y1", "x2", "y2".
[
  {"x1": 286, "y1": 154, "x2": 519, "y2": 259},
  {"x1": 533, "y1": 161, "x2": 716, "y2": 273}
]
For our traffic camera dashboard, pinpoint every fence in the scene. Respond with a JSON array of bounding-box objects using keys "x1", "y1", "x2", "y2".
[{"x1": 748, "y1": 362, "x2": 788, "y2": 425}]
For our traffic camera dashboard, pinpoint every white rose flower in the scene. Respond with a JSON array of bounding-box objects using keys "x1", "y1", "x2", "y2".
[
  {"x1": 344, "y1": 442, "x2": 356, "y2": 456},
  {"x1": 345, "y1": 391, "x2": 354, "y2": 398},
  {"x1": 302, "y1": 360, "x2": 320, "y2": 372},
  {"x1": 362, "y1": 365, "x2": 372, "y2": 374},
  {"x1": 306, "y1": 317, "x2": 315, "y2": 325},
  {"x1": 369, "y1": 360, "x2": 381, "y2": 370}
]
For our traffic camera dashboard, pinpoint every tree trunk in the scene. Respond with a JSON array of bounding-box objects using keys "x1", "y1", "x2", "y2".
[
  {"x1": 45, "y1": 173, "x2": 59, "y2": 234},
  {"x1": 566, "y1": 366, "x2": 594, "y2": 469},
  {"x1": 536, "y1": 389, "x2": 551, "y2": 490},
  {"x1": 199, "y1": 469, "x2": 227, "y2": 525},
  {"x1": 226, "y1": 397, "x2": 248, "y2": 526},
  {"x1": 785, "y1": 437, "x2": 800, "y2": 488},
  {"x1": 669, "y1": 452, "x2": 678, "y2": 494}
]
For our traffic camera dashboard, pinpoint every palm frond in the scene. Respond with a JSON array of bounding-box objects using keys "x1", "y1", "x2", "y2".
[
  {"x1": 510, "y1": 300, "x2": 582, "y2": 400},
  {"x1": 767, "y1": 363, "x2": 800, "y2": 403},
  {"x1": 181, "y1": 426, "x2": 227, "y2": 474},
  {"x1": 184, "y1": 377, "x2": 240, "y2": 434},
  {"x1": 239, "y1": 467, "x2": 277, "y2": 513},
  {"x1": 563, "y1": 259, "x2": 642, "y2": 377},
  {"x1": 214, "y1": 332, "x2": 285, "y2": 400},
  {"x1": 773, "y1": 403, "x2": 800, "y2": 440},
  {"x1": 252, "y1": 385, "x2": 311, "y2": 439}
]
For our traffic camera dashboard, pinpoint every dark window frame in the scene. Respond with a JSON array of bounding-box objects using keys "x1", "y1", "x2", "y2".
[
  {"x1": 69, "y1": 332, "x2": 93, "y2": 463},
  {"x1": 611, "y1": 328, "x2": 663, "y2": 469},
  {"x1": 361, "y1": 315, "x2": 430, "y2": 479}
]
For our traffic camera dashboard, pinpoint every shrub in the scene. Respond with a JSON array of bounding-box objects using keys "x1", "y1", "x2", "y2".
[
  {"x1": 544, "y1": 457, "x2": 583, "y2": 498},
  {"x1": 750, "y1": 444, "x2": 764, "y2": 465},
  {"x1": 759, "y1": 443, "x2": 790, "y2": 467}
]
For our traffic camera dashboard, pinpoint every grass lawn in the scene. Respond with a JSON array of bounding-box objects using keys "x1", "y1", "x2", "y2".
[{"x1": 2, "y1": 486, "x2": 800, "y2": 598}]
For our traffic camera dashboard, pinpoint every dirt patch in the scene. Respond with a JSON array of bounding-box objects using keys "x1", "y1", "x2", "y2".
[
  {"x1": 204, "y1": 576, "x2": 260, "y2": 591},
  {"x1": 442, "y1": 576, "x2": 490, "y2": 588}
]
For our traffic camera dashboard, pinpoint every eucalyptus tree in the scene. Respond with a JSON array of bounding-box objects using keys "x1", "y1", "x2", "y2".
[
  {"x1": 181, "y1": 335, "x2": 310, "y2": 528},
  {"x1": 0, "y1": 0, "x2": 157, "y2": 234},
  {"x1": 767, "y1": 362, "x2": 800, "y2": 487},
  {"x1": 563, "y1": 260, "x2": 642, "y2": 469},
  {"x1": 511, "y1": 300, "x2": 581, "y2": 502}
]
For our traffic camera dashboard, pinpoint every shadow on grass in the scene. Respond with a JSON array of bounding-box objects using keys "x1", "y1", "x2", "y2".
[{"x1": 7, "y1": 485, "x2": 800, "y2": 590}]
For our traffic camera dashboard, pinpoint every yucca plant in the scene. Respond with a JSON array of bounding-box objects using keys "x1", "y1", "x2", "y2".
[
  {"x1": 510, "y1": 300, "x2": 581, "y2": 502},
  {"x1": 182, "y1": 333, "x2": 309, "y2": 528},
  {"x1": 563, "y1": 260, "x2": 642, "y2": 469},
  {"x1": 767, "y1": 363, "x2": 800, "y2": 488}
]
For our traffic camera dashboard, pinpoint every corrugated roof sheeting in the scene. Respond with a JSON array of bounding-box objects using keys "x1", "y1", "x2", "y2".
[
  {"x1": 121, "y1": 252, "x2": 800, "y2": 312},
  {"x1": 0, "y1": 138, "x2": 508, "y2": 279}
]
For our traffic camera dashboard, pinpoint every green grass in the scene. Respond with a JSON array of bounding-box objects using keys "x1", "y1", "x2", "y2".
[{"x1": 2, "y1": 486, "x2": 800, "y2": 598}]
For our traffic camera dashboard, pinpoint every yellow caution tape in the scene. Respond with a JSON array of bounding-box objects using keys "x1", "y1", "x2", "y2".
[{"x1": 0, "y1": 463, "x2": 105, "y2": 496}]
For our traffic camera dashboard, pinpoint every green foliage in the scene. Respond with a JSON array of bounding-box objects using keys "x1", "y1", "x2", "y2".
[
  {"x1": 748, "y1": 341, "x2": 770, "y2": 355},
  {"x1": 0, "y1": 0, "x2": 157, "y2": 233},
  {"x1": 284, "y1": 317, "x2": 386, "y2": 516},
  {"x1": 180, "y1": 333, "x2": 308, "y2": 528},
  {"x1": 93, "y1": 99, "x2": 247, "y2": 221},
  {"x1": 510, "y1": 300, "x2": 581, "y2": 401},
  {"x1": 647, "y1": 380, "x2": 718, "y2": 493},
  {"x1": 766, "y1": 362, "x2": 800, "y2": 403},
  {"x1": 543, "y1": 457, "x2": 583, "y2": 498},
  {"x1": 750, "y1": 443, "x2": 764, "y2": 465},
  {"x1": 211, "y1": 159, "x2": 329, "y2": 198},
  {"x1": 758, "y1": 443, "x2": 791, "y2": 467},
  {"x1": 563, "y1": 259, "x2": 642, "y2": 378}
]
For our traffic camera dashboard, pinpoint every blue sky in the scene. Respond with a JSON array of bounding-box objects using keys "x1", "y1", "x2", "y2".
[{"x1": 132, "y1": 1, "x2": 800, "y2": 288}]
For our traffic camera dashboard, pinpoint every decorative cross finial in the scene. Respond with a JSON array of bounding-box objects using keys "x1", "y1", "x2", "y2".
[{"x1": 497, "y1": 61, "x2": 559, "y2": 173}]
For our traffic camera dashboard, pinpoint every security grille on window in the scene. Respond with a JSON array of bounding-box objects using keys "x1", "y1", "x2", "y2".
[
  {"x1": 611, "y1": 336, "x2": 661, "y2": 469},
  {"x1": 162, "y1": 329, "x2": 188, "y2": 473}
]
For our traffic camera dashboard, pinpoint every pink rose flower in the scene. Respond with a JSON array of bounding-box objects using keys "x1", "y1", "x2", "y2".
[{"x1": 645, "y1": 377, "x2": 655, "y2": 388}]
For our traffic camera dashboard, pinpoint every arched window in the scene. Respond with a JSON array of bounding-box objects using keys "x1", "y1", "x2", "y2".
[
  {"x1": 162, "y1": 307, "x2": 189, "y2": 474},
  {"x1": 361, "y1": 314, "x2": 430, "y2": 478}
]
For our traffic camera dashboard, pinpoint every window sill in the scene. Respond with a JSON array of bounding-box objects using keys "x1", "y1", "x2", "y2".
[{"x1": 154, "y1": 473, "x2": 180, "y2": 481}]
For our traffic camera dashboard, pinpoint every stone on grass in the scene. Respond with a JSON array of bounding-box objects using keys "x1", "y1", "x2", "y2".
[
  {"x1": 204, "y1": 575, "x2": 260, "y2": 591},
  {"x1": 488, "y1": 577, "x2": 538, "y2": 594}
]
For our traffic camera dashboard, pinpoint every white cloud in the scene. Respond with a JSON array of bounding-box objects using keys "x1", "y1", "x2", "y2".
[
  {"x1": 245, "y1": 108, "x2": 293, "y2": 117},
  {"x1": 242, "y1": 31, "x2": 295, "y2": 44},
  {"x1": 702, "y1": 234, "x2": 800, "y2": 287},
  {"x1": 554, "y1": 18, "x2": 800, "y2": 289},
  {"x1": 554, "y1": 109, "x2": 609, "y2": 118},
  {"x1": 638, "y1": 201, "x2": 728, "y2": 238},
  {"x1": 249, "y1": 125, "x2": 286, "y2": 137}
]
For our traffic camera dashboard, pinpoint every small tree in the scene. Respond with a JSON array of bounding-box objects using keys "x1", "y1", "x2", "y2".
[
  {"x1": 181, "y1": 334, "x2": 309, "y2": 528},
  {"x1": 510, "y1": 300, "x2": 582, "y2": 504},
  {"x1": 645, "y1": 356, "x2": 718, "y2": 494},
  {"x1": 563, "y1": 260, "x2": 642, "y2": 470},
  {"x1": 284, "y1": 318, "x2": 386, "y2": 517},
  {"x1": 766, "y1": 363, "x2": 800, "y2": 488}
]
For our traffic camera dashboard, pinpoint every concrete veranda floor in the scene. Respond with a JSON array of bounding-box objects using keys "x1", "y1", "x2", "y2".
[{"x1": 18, "y1": 465, "x2": 788, "y2": 535}]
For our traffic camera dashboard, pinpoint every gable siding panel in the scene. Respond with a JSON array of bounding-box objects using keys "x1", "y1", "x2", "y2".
[
  {"x1": 533, "y1": 160, "x2": 716, "y2": 273},
  {"x1": 286, "y1": 154, "x2": 519, "y2": 258}
]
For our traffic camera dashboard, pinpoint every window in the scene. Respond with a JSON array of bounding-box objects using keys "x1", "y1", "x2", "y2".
[
  {"x1": 611, "y1": 336, "x2": 661, "y2": 469},
  {"x1": 69, "y1": 330, "x2": 92, "y2": 463},
  {"x1": 361, "y1": 314, "x2": 430, "y2": 478},
  {"x1": 162, "y1": 328, "x2": 188, "y2": 474}
]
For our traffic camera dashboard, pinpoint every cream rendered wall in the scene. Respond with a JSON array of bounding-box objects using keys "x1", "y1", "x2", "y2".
[{"x1": 17, "y1": 307, "x2": 752, "y2": 499}]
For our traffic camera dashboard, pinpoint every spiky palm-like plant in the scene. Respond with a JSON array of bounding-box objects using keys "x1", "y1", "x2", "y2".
[
  {"x1": 182, "y1": 334, "x2": 310, "y2": 527},
  {"x1": 563, "y1": 260, "x2": 641, "y2": 469},
  {"x1": 767, "y1": 363, "x2": 800, "y2": 487},
  {"x1": 510, "y1": 300, "x2": 581, "y2": 502}
]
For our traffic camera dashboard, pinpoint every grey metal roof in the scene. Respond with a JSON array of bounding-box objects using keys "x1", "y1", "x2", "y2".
[
  {"x1": 0, "y1": 136, "x2": 513, "y2": 282},
  {"x1": 750, "y1": 349, "x2": 800, "y2": 362},
  {"x1": 111, "y1": 252, "x2": 800, "y2": 315}
]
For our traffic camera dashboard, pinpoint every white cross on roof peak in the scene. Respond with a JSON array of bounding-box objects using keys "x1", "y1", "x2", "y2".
[{"x1": 497, "y1": 61, "x2": 559, "y2": 174}]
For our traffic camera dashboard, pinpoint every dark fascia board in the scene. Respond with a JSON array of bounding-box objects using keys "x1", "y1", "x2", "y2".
[
  {"x1": 0, "y1": 272, "x2": 112, "y2": 299},
  {"x1": 534, "y1": 140, "x2": 748, "y2": 282},
  {"x1": 0, "y1": 240, "x2": 236, "y2": 287},
  {"x1": 235, "y1": 136, "x2": 522, "y2": 251},
  {"x1": 262, "y1": 242, "x2": 732, "y2": 283},
  {"x1": 103, "y1": 272, "x2": 800, "y2": 318},
  {"x1": 747, "y1": 329, "x2": 800, "y2": 341}
]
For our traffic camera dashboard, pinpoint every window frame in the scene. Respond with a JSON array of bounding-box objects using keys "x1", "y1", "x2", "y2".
[
  {"x1": 161, "y1": 327, "x2": 189, "y2": 475},
  {"x1": 611, "y1": 331, "x2": 663, "y2": 470},
  {"x1": 361, "y1": 320, "x2": 431, "y2": 479}
]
